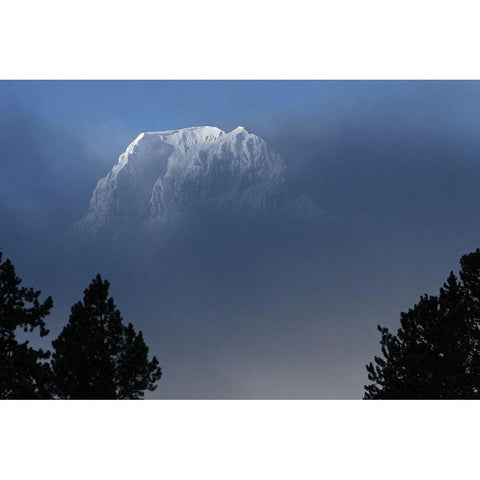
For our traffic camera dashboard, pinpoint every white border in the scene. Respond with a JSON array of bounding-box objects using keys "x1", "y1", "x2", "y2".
[
  {"x1": 1, "y1": 1, "x2": 479, "y2": 478},
  {"x1": 2, "y1": 0, "x2": 480, "y2": 79},
  {"x1": 1, "y1": 400, "x2": 477, "y2": 479}
]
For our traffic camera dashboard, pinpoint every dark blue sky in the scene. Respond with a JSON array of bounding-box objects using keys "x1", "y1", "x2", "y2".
[
  {"x1": 2, "y1": 80, "x2": 480, "y2": 397},
  {"x1": 6, "y1": 81, "x2": 480, "y2": 149}
]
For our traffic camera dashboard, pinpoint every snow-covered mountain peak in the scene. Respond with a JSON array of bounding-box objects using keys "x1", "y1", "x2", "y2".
[
  {"x1": 80, "y1": 125, "x2": 323, "y2": 236},
  {"x1": 230, "y1": 125, "x2": 247, "y2": 134},
  {"x1": 125, "y1": 126, "x2": 224, "y2": 152}
]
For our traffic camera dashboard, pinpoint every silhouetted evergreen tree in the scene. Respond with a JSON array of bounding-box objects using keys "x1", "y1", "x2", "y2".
[
  {"x1": 51, "y1": 274, "x2": 162, "y2": 399},
  {"x1": 0, "y1": 251, "x2": 53, "y2": 399},
  {"x1": 365, "y1": 249, "x2": 480, "y2": 399}
]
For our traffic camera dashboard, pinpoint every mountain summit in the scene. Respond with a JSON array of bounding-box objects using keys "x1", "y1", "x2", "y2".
[{"x1": 80, "y1": 126, "x2": 322, "y2": 236}]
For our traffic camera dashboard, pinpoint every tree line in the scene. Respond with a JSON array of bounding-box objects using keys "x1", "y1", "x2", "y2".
[
  {"x1": 365, "y1": 248, "x2": 480, "y2": 399},
  {"x1": 0, "y1": 251, "x2": 161, "y2": 399},
  {"x1": 4, "y1": 245, "x2": 480, "y2": 400}
]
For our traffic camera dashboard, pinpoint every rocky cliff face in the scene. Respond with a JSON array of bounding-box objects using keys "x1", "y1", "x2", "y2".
[{"x1": 80, "y1": 125, "x2": 322, "y2": 236}]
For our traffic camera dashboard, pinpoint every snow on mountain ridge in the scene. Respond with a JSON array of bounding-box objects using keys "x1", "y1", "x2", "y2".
[{"x1": 80, "y1": 125, "x2": 323, "y2": 236}]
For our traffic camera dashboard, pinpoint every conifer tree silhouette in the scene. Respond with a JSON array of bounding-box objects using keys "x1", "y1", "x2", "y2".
[
  {"x1": 52, "y1": 274, "x2": 162, "y2": 399},
  {"x1": 0, "y1": 251, "x2": 53, "y2": 399},
  {"x1": 365, "y1": 249, "x2": 480, "y2": 399}
]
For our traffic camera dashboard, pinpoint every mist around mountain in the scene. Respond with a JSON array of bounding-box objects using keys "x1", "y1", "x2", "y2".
[
  {"x1": 4, "y1": 122, "x2": 369, "y2": 399},
  {"x1": 57, "y1": 125, "x2": 361, "y2": 398}
]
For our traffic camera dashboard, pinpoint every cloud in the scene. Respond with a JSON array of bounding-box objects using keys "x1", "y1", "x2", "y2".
[{"x1": 261, "y1": 83, "x2": 480, "y2": 231}]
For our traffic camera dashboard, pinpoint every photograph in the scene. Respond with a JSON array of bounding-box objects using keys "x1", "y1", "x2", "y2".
[
  {"x1": 2, "y1": 2, "x2": 479, "y2": 477},
  {"x1": 2, "y1": 80, "x2": 480, "y2": 400}
]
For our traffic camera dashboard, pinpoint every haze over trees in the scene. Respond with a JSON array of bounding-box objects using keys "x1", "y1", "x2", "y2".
[
  {"x1": 0, "y1": 251, "x2": 161, "y2": 399},
  {"x1": 365, "y1": 249, "x2": 480, "y2": 399},
  {"x1": 7, "y1": 241, "x2": 480, "y2": 400}
]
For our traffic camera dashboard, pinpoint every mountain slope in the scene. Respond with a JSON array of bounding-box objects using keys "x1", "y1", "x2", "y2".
[{"x1": 80, "y1": 125, "x2": 324, "y2": 236}]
